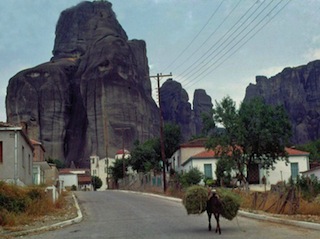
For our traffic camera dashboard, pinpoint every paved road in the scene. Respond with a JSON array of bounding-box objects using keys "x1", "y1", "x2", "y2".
[{"x1": 23, "y1": 190, "x2": 319, "y2": 239}]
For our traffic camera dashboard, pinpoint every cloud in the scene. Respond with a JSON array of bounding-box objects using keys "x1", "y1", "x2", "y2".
[{"x1": 303, "y1": 48, "x2": 320, "y2": 61}]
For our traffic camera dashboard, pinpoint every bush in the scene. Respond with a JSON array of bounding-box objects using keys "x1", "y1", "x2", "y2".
[
  {"x1": 296, "y1": 175, "x2": 320, "y2": 201},
  {"x1": 215, "y1": 157, "x2": 235, "y2": 186},
  {"x1": 180, "y1": 168, "x2": 203, "y2": 188},
  {"x1": 0, "y1": 182, "x2": 65, "y2": 227}
]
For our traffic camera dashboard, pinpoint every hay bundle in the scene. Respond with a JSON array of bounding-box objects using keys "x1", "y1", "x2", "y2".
[
  {"x1": 182, "y1": 185, "x2": 208, "y2": 214},
  {"x1": 182, "y1": 186, "x2": 241, "y2": 220},
  {"x1": 216, "y1": 188, "x2": 241, "y2": 220}
]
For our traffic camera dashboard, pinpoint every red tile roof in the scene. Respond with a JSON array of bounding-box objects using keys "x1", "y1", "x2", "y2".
[
  {"x1": 192, "y1": 150, "x2": 216, "y2": 158},
  {"x1": 285, "y1": 147, "x2": 309, "y2": 156},
  {"x1": 180, "y1": 138, "x2": 207, "y2": 148},
  {"x1": 116, "y1": 149, "x2": 130, "y2": 155},
  {"x1": 78, "y1": 175, "x2": 92, "y2": 184},
  {"x1": 190, "y1": 147, "x2": 309, "y2": 159}
]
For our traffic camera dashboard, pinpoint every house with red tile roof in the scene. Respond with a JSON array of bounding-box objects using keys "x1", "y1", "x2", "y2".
[
  {"x1": 173, "y1": 143, "x2": 310, "y2": 186},
  {"x1": 59, "y1": 168, "x2": 92, "y2": 191},
  {"x1": 182, "y1": 149, "x2": 218, "y2": 180},
  {"x1": 259, "y1": 147, "x2": 310, "y2": 185},
  {"x1": 169, "y1": 138, "x2": 207, "y2": 172}
]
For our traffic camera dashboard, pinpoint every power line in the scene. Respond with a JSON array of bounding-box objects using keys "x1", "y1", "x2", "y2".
[
  {"x1": 171, "y1": 0, "x2": 242, "y2": 75},
  {"x1": 178, "y1": 0, "x2": 268, "y2": 84},
  {"x1": 184, "y1": 0, "x2": 291, "y2": 90},
  {"x1": 157, "y1": 0, "x2": 291, "y2": 102},
  {"x1": 161, "y1": 0, "x2": 224, "y2": 73}
]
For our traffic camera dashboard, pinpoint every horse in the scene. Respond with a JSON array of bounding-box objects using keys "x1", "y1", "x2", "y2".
[{"x1": 206, "y1": 191, "x2": 223, "y2": 234}]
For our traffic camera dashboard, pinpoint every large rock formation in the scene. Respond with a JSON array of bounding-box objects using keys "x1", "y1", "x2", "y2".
[
  {"x1": 193, "y1": 89, "x2": 213, "y2": 135},
  {"x1": 6, "y1": 1, "x2": 159, "y2": 167},
  {"x1": 244, "y1": 60, "x2": 320, "y2": 145},
  {"x1": 160, "y1": 79, "x2": 213, "y2": 141}
]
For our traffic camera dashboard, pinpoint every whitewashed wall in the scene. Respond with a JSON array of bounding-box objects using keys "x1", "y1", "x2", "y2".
[{"x1": 260, "y1": 155, "x2": 309, "y2": 185}]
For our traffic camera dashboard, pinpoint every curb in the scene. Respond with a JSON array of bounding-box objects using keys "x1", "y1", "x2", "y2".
[
  {"x1": 238, "y1": 210, "x2": 320, "y2": 231},
  {"x1": 1, "y1": 193, "x2": 83, "y2": 237},
  {"x1": 121, "y1": 190, "x2": 320, "y2": 231}
]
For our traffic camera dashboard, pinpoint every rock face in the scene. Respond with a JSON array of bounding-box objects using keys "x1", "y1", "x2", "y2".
[
  {"x1": 244, "y1": 60, "x2": 320, "y2": 145},
  {"x1": 160, "y1": 79, "x2": 213, "y2": 142},
  {"x1": 6, "y1": 1, "x2": 159, "y2": 167},
  {"x1": 193, "y1": 89, "x2": 213, "y2": 135}
]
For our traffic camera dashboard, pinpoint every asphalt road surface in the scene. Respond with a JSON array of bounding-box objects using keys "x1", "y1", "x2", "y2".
[{"x1": 23, "y1": 190, "x2": 320, "y2": 239}]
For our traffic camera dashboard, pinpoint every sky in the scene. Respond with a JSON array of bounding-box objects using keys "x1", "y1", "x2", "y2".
[{"x1": 1, "y1": 0, "x2": 320, "y2": 122}]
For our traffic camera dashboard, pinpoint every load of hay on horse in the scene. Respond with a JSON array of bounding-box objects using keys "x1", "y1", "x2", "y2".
[{"x1": 182, "y1": 185, "x2": 241, "y2": 234}]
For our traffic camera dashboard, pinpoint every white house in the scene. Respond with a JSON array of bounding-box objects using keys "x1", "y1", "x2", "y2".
[
  {"x1": 179, "y1": 146, "x2": 310, "y2": 186},
  {"x1": 59, "y1": 168, "x2": 91, "y2": 190},
  {"x1": 59, "y1": 173, "x2": 78, "y2": 190},
  {"x1": 90, "y1": 155, "x2": 115, "y2": 190},
  {"x1": 301, "y1": 166, "x2": 320, "y2": 180},
  {"x1": 182, "y1": 149, "x2": 218, "y2": 180},
  {"x1": 260, "y1": 147, "x2": 310, "y2": 185},
  {"x1": 0, "y1": 122, "x2": 34, "y2": 186},
  {"x1": 169, "y1": 138, "x2": 207, "y2": 172}
]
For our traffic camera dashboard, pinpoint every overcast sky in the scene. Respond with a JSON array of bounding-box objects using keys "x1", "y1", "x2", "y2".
[{"x1": 1, "y1": 0, "x2": 320, "y2": 122}]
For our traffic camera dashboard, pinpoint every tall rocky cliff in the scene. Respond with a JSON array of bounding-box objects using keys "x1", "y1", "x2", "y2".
[
  {"x1": 160, "y1": 79, "x2": 213, "y2": 142},
  {"x1": 6, "y1": 1, "x2": 159, "y2": 167},
  {"x1": 244, "y1": 60, "x2": 320, "y2": 145}
]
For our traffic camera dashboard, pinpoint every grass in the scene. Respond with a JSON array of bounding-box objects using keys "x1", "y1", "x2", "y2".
[
  {"x1": 0, "y1": 182, "x2": 68, "y2": 227},
  {"x1": 235, "y1": 190, "x2": 320, "y2": 216}
]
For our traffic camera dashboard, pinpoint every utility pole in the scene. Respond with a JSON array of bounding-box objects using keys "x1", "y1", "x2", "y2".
[
  {"x1": 101, "y1": 78, "x2": 109, "y2": 189},
  {"x1": 115, "y1": 127, "x2": 130, "y2": 179},
  {"x1": 150, "y1": 72, "x2": 172, "y2": 193}
]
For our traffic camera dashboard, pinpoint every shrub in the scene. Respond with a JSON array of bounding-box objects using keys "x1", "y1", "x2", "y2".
[
  {"x1": 296, "y1": 175, "x2": 320, "y2": 201},
  {"x1": 180, "y1": 168, "x2": 203, "y2": 187}
]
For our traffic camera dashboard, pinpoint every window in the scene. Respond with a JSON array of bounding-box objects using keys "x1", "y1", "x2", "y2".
[
  {"x1": 92, "y1": 158, "x2": 95, "y2": 164},
  {"x1": 290, "y1": 163, "x2": 299, "y2": 181},
  {"x1": 22, "y1": 146, "x2": 25, "y2": 168},
  {"x1": 28, "y1": 154, "x2": 31, "y2": 174},
  {"x1": 0, "y1": 141, "x2": 3, "y2": 163},
  {"x1": 204, "y1": 164, "x2": 213, "y2": 179}
]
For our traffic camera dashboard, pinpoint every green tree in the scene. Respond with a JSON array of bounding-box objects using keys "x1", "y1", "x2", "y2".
[
  {"x1": 46, "y1": 157, "x2": 66, "y2": 169},
  {"x1": 129, "y1": 139, "x2": 160, "y2": 172},
  {"x1": 296, "y1": 139, "x2": 320, "y2": 163},
  {"x1": 163, "y1": 123, "x2": 181, "y2": 159},
  {"x1": 215, "y1": 156, "x2": 236, "y2": 186},
  {"x1": 91, "y1": 176, "x2": 102, "y2": 191},
  {"x1": 179, "y1": 168, "x2": 203, "y2": 187},
  {"x1": 109, "y1": 157, "x2": 129, "y2": 184},
  {"x1": 129, "y1": 123, "x2": 181, "y2": 173},
  {"x1": 206, "y1": 96, "x2": 292, "y2": 184}
]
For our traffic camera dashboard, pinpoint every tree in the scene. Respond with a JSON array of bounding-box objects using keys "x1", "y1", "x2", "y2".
[
  {"x1": 129, "y1": 139, "x2": 160, "y2": 173},
  {"x1": 110, "y1": 157, "x2": 129, "y2": 183},
  {"x1": 215, "y1": 156, "x2": 236, "y2": 186},
  {"x1": 163, "y1": 123, "x2": 181, "y2": 159},
  {"x1": 206, "y1": 96, "x2": 292, "y2": 185},
  {"x1": 296, "y1": 139, "x2": 320, "y2": 163},
  {"x1": 129, "y1": 123, "x2": 181, "y2": 173},
  {"x1": 46, "y1": 157, "x2": 66, "y2": 169},
  {"x1": 91, "y1": 176, "x2": 102, "y2": 191}
]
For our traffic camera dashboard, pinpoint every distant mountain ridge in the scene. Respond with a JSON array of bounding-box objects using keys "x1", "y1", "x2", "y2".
[{"x1": 244, "y1": 60, "x2": 320, "y2": 145}]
